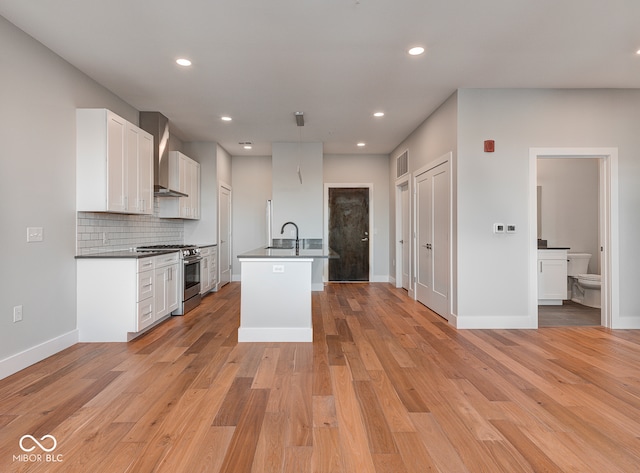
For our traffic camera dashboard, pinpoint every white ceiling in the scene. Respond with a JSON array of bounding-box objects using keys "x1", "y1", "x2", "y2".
[{"x1": 1, "y1": 0, "x2": 639, "y2": 156}]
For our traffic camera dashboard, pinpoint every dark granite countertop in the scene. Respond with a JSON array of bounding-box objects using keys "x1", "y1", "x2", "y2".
[
  {"x1": 238, "y1": 246, "x2": 339, "y2": 259},
  {"x1": 75, "y1": 249, "x2": 179, "y2": 259}
]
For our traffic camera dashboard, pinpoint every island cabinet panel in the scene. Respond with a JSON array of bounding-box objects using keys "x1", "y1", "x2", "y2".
[{"x1": 238, "y1": 258, "x2": 313, "y2": 342}]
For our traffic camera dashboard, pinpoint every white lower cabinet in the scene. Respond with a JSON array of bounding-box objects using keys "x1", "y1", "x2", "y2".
[
  {"x1": 200, "y1": 245, "x2": 218, "y2": 294},
  {"x1": 538, "y1": 249, "x2": 568, "y2": 305},
  {"x1": 77, "y1": 252, "x2": 180, "y2": 342},
  {"x1": 154, "y1": 253, "x2": 180, "y2": 320},
  {"x1": 209, "y1": 246, "x2": 218, "y2": 291}
]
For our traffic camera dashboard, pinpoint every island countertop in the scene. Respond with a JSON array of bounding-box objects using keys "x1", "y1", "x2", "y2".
[{"x1": 238, "y1": 246, "x2": 339, "y2": 259}]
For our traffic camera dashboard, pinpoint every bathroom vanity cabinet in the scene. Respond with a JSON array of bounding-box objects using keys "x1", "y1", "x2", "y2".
[{"x1": 538, "y1": 249, "x2": 568, "y2": 305}]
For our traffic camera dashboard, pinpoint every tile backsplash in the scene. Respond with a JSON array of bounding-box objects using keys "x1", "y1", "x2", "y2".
[{"x1": 76, "y1": 200, "x2": 183, "y2": 254}]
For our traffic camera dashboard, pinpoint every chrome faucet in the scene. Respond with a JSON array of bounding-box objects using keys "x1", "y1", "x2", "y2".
[{"x1": 280, "y1": 221, "x2": 299, "y2": 248}]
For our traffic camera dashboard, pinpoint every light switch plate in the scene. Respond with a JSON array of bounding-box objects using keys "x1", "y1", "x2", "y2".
[
  {"x1": 506, "y1": 224, "x2": 516, "y2": 233},
  {"x1": 27, "y1": 227, "x2": 43, "y2": 242},
  {"x1": 493, "y1": 223, "x2": 505, "y2": 233},
  {"x1": 13, "y1": 305, "x2": 23, "y2": 322}
]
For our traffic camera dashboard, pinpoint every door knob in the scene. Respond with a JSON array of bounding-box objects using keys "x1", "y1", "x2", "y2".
[
  {"x1": 399, "y1": 240, "x2": 404, "y2": 244},
  {"x1": 361, "y1": 237, "x2": 369, "y2": 241}
]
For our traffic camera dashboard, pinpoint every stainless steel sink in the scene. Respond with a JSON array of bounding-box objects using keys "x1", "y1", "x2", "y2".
[{"x1": 265, "y1": 238, "x2": 322, "y2": 250}]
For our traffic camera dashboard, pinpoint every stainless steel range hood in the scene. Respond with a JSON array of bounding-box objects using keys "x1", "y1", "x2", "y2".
[{"x1": 139, "y1": 111, "x2": 188, "y2": 198}]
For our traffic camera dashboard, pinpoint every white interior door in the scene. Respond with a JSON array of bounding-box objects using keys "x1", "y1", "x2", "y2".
[
  {"x1": 219, "y1": 185, "x2": 232, "y2": 286},
  {"x1": 415, "y1": 161, "x2": 450, "y2": 319},
  {"x1": 401, "y1": 182, "x2": 410, "y2": 289}
]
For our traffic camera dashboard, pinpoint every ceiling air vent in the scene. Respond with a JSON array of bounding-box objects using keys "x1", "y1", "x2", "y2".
[{"x1": 396, "y1": 151, "x2": 408, "y2": 178}]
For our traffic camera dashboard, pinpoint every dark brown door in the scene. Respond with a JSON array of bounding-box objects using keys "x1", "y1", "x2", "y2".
[{"x1": 329, "y1": 187, "x2": 369, "y2": 281}]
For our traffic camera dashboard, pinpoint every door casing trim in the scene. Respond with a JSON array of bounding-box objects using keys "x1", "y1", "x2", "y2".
[
  {"x1": 529, "y1": 147, "x2": 620, "y2": 328},
  {"x1": 394, "y1": 174, "x2": 410, "y2": 290}
]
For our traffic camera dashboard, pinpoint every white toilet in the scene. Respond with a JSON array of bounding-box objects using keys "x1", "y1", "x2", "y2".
[{"x1": 567, "y1": 253, "x2": 601, "y2": 308}]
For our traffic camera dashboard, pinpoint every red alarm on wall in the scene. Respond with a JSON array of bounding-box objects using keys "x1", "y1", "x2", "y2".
[{"x1": 484, "y1": 140, "x2": 495, "y2": 153}]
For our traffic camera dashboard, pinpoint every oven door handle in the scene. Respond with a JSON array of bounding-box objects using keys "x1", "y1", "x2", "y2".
[{"x1": 183, "y1": 256, "x2": 203, "y2": 264}]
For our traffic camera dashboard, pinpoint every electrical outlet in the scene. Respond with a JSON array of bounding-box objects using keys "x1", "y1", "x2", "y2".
[
  {"x1": 26, "y1": 227, "x2": 43, "y2": 242},
  {"x1": 13, "y1": 305, "x2": 23, "y2": 323}
]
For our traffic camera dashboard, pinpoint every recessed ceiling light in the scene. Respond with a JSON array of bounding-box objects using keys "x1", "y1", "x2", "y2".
[
  {"x1": 636, "y1": 49, "x2": 640, "y2": 55},
  {"x1": 373, "y1": 112, "x2": 385, "y2": 117},
  {"x1": 408, "y1": 46, "x2": 425, "y2": 56},
  {"x1": 357, "y1": 142, "x2": 366, "y2": 147},
  {"x1": 176, "y1": 58, "x2": 192, "y2": 66},
  {"x1": 221, "y1": 116, "x2": 232, "y2": 122}
]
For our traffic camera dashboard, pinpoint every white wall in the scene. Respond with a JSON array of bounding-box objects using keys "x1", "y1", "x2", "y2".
[
  {"x1": 324, "y1": 154, "x2": 390, "y2": 281},
  {"x1": 217, "y1": 144, "x2": 232, "y2": 188},
  {"x1": 231, "y1": 156, "x2": 272, "y2": 279},
  {"x1": 0, "y1": 17, "x2": 140, "y2": 373},
  {"x1": 537, "y1": 158, "x2": 600, "y2": 273},
  {"x1": 272, "y1": 142, "x2": 323, "y2": 238},
  {"x1": 183, "y1": 141, "x2": 218, "y2": 245},
  {"x1": 456, "y1": 89, "x2": 640, "y2": 327},
  {"x1": 388, "y1": 93, "x2": 458, "y2": 310}
]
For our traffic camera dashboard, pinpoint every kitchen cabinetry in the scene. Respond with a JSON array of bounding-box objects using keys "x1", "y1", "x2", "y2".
[
  {"x1": 77, "y1": 109, "x2": 153, "y2": 214},
  {"x1": 77, "y1": 252, "x2": 180, "y2": 342},
  {"x1": 159, "y1": 151, "x2": 200, "y2": 219},
  {"x1": 538, "y1": 249, "x2": 568, "y2": 305},
  {"x1": 154, "y1": 253, "x2": 180, "y2": 320},
  {"x1": 200, "y1": 245, "x2": 218, "y2": 294}
]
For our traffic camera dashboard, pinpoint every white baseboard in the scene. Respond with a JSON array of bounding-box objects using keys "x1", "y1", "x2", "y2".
[
  {"x1": 0, "y1": 330, "x2": 79, "y2": 380},
  {"x1": 371, "y1": 275, "x2": 390, "y2": 283},
  {"x1": 452, "y1": 314, "x2": 537, "y2": 329},
  {"x1": 232, "y1": 274, "x2": 241, "y2": 282}
]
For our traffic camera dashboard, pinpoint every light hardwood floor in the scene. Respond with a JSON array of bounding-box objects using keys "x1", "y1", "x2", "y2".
[{"x1": 1, "y1": 283, "x2": 640, "y2": 472}]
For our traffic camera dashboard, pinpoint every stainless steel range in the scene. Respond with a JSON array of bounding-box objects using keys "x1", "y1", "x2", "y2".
[{"x1": 137, "y1": 244, "x2": 202, "y2": 315}]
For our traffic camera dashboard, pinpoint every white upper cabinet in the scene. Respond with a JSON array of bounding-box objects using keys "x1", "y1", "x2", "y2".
[
  {"x1": 159, "y1": 151, "x2": 201, "y2": 220},
  {"x1": 77, "y1": 109, "x2": 153, "y2": 215}
]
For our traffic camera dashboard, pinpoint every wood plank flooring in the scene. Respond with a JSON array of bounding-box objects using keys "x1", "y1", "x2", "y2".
[{"x1": 1, "y1": 283, "x2": 640, "y2": 472}]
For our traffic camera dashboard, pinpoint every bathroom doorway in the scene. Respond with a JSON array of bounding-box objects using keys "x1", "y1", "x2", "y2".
[
  {"x1": 529, "y1": 148, "x2": 619, "y2": 328},
  {"x1": 537, "y1": 158, "x2": 600, "y2": 326}
]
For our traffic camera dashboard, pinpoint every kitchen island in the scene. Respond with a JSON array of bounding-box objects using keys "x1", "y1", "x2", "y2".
[{"x1": 237, "y1": 242, "x2": 337, "y2": 342}]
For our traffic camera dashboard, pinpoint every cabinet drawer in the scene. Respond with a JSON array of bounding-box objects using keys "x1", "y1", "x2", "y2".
[
  {"x1": 137, "y1": 300, "x2": 155, "y2": 331},
  {"x1": 155, "y1": 252, "x2": 179, "y2": 267},
  {"x1": 200, "y1": 247, "x2": 211, "y2": 257},
  {"x1": 137, "y1": 257, "x2": 155, "y2": 272},
  {"x1": 138, "y1": 270, "x2": 154, "y2": 301}
]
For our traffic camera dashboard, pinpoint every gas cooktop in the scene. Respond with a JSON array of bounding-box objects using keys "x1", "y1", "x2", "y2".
[{"x1": 136, "y1": 244, "x2": 197, "y2": 250}]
